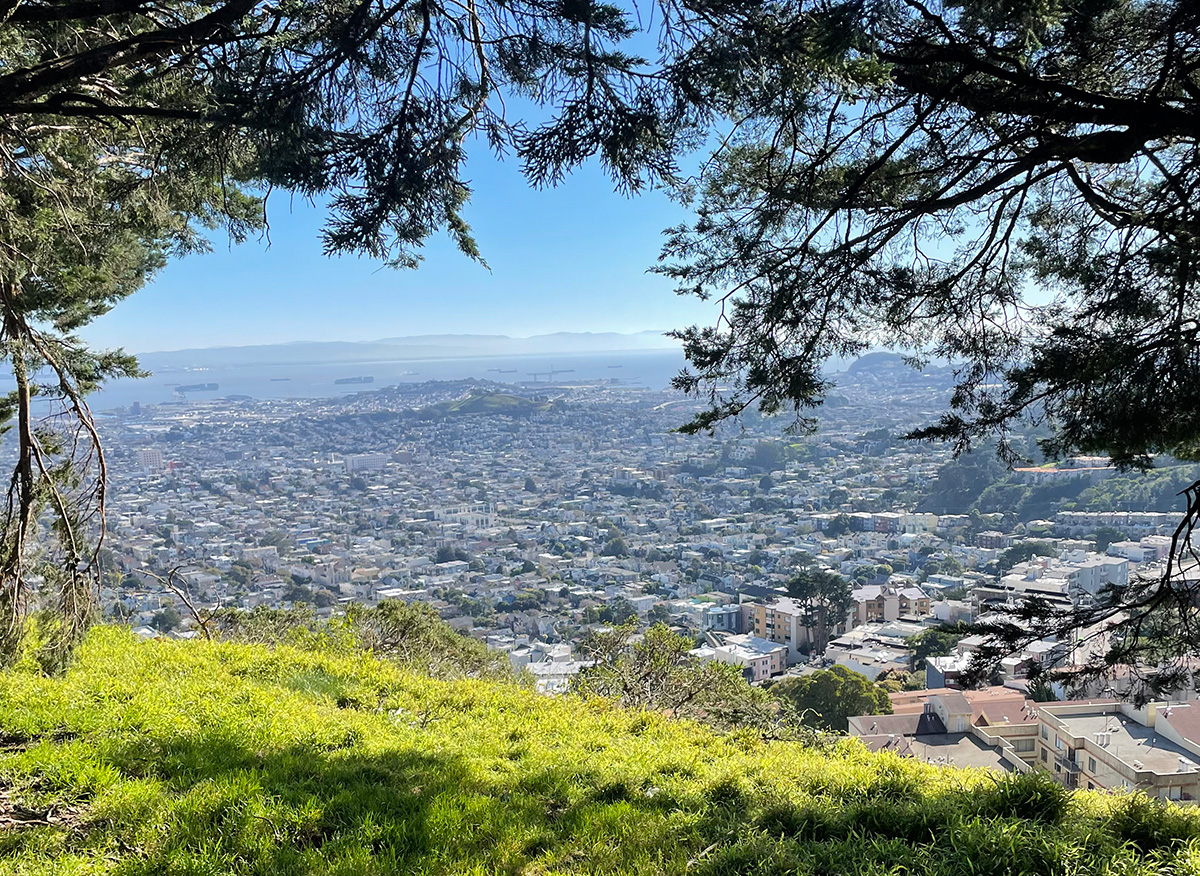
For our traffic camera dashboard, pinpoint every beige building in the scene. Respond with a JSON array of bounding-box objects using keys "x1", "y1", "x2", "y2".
[
  {"x1": 747, "y1": 597, "x2": 843, "y2": 661},
  {"x1": 1032, "y1": 701, "x2": 1200, "y2": 799},
  {"x1": 850, "y1": 690, "x2": 1200, "y2": 801},
  {"x1": 849, "y1": 584, "x2": 931, "y2": 625}
]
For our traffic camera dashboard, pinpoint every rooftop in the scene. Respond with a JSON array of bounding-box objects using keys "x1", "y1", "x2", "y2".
[
  {"x1": 1049, "y1": 708, "x2": 1200, "y2": 776},
  {"x1": 721, "y1": 634, "x2": 787, "y2": 659},
  {"x1": 858, "y1": 732, "x2": 1012, "y2": 771}
]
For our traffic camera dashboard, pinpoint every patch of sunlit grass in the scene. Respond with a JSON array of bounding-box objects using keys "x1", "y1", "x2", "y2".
[{"x1": 1, "y1": 627, "x2": 1198, "y2": 875}]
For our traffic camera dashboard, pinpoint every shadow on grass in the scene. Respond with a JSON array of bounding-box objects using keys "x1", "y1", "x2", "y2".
[
  {"x1": 90, "y1": 734, "x2": 735, "y2": 874},
  {"x1": 5, "y1": 723, "x2": 1200, "y2": 876},
  {"x1": 88, "y1": 732, "x2": 474, "y2": 875}
]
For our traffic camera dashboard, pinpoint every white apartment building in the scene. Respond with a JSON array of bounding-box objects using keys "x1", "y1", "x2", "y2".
[
  {"x1": 433, "y1": 503, "x2": 494, "y2": 528},
  {"x1": 344, "y1": 452, "x2": 389, "y2": 473},
  {"x1": 136, "y1": 448, "x2": 165, "y2": 473},
  {"x1": 692, "y1": 635, "x2": 787, "y2": 682}
]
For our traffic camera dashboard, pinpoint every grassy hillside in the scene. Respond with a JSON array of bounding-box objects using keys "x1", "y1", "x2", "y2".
[
  {"x1": 2, "y1": 629, "x2": 1200, "y2": 875},
  {"x1": 419, "y1": 392, "x2": 557, "y2": 418}
]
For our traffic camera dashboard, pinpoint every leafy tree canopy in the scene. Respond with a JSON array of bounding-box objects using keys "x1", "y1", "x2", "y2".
[
  {"x1": 769, "y1": 666, "x2": 892, "y2": 733},
  {"x1": 663, "y1": 0, "x2": 1200, "y2": 471},
  {"x1": 997, "y1": 541, "x2": 1058, "y2": 574},
  {"x1": 786, "y1": 566, "x2": 851, "y2": 654},
  {"x1": 907, "y1": 622, "x2": 973, "y2": 667}
]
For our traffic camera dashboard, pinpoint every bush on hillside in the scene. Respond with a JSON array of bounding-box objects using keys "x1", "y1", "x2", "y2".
[
  {"x1": 574, "y1": 623, "x2": 810, "y2": 740},
  {"x1": 206, "y1": 599, "x2": 512, "y2": 681}
]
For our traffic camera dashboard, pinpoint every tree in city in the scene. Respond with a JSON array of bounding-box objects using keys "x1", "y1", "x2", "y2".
[
  {"x1": 600, "y1": 536, "x2": 630, "y2": 558},
  {"x1": 875, "y1": 668, "x2": 926, "y2": 694},
  {"x1": 907, "y1": 622, "x2": 972, "y2": 668},
  {"x1": 786, "y1": 566, "x2": 851, "y2": 655},
  {"x1": 997, "y1": 542, "x2": 1058, "y2": 573},
  {"x1": 573, "y1": 622, "x2": 803, "y2": 738},
  {"x1": 1092, "y1": 526, "x2": 1130, "y2": 553},
  {"x1": 658, "y1": 1, "x2": 1200, "y2": 693},
  {"x1": 646, "y1": 603, "x2": 672, "y2": 625},
  {"x1": 824, "y1": 514, "x2": 853, "y2": 538},
  {"x1": 150, "y1": 606, "x2": 183, "y2": 634},
  {"x1": 769, "y1": 666, "x2": 892, "y2": 733},
  {"x1": 607, "y1": 596, "x2": 639, "y2": 626}
]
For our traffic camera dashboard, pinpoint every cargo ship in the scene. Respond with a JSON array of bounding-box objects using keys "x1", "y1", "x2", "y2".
[
  {"x1": 177, "y1": 382, "x2": 219, "y2": 392},
  {"x1": 334, "y1": 376, "x2": 374, "y2": 385}
]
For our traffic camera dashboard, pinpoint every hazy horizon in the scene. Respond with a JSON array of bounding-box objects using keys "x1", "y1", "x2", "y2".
[{"x1": 132, "y1": 328, "x2": 682, "y2": 357}]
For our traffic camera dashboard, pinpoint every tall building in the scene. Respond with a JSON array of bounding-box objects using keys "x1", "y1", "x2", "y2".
[
  {"x1": 344, "y1": 452, "x2": 389, "y2": 473},
  {"x1": 135, "y1": 448, "x2": 164, "y2": 473}
]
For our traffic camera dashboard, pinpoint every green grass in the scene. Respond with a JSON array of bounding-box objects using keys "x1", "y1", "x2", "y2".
[
  {"x1": 2, "y1": 628, "x2": 1199, "y2": 875},
  {"x1": 424, "y1": 393, "x2": 555, "y2": 417}
]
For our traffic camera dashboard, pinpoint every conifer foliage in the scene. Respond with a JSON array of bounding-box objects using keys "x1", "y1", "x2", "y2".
[
  {"x1": 0, "y1": 0, "x2": 693, "y2": 663},
  {"x1": 656, "y1": 0, "x2": 1200, "y2": 692}
]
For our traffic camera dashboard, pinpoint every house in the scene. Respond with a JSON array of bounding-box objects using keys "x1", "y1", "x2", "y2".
[
  {"x1": 848, "y1": 689, "x2": 1023, "y2": 772},
  {"x1": 693, "y1": 634, "x2": 787, "y2": 683},
  {"x1": 849, "y1": 584, "x2": 931, "y2": 626},
  {"x1": 851, "y1": 690, "x2": 1200, "y2": 800}
]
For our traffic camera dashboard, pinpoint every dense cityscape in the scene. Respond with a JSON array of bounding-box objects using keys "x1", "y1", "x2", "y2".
[
  {"x1": 3, "y1": 2, "x2": 1198, "y2": 871},
  {"x1": 83, "y1": 352, "x2": 1200, "y2": 798}
]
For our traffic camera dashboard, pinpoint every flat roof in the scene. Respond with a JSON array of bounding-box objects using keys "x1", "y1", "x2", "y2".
[
  {"x1": 1054, "y1": 710, "x2": 1200, "y2": 776},
  {"x1": 722, "y1": 635, "x2": 786, "y2": 658},
  {"x1": 860, "y1": 732, "x2": 1013, "y2": 772}
]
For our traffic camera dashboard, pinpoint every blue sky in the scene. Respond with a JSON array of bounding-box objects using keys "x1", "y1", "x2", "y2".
[{"x1": 80, "y1": 149, "x2": 721, "y2": 354}]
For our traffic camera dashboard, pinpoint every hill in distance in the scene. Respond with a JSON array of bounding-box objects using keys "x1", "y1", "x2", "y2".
[
  {"x1": 1, "y1": 628, "x2": 1197, "y2": 875},
  {"x1": 417, "y1": 392, "x2": 560, "y2": 418},
  {"x1": 845, "y1": 351, "x2": 909, "y2": 375},
  {"x1": 137, "y1": 330, "x2": 678, "y2": 369}
]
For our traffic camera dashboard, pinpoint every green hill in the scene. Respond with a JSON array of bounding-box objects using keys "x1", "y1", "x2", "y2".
[
  {"x1": 2, "y1": 628, "x2": 1198, "y2": 875},
  {"x1": 419, "y1": 392, "x2": 557, "y2": 418}
]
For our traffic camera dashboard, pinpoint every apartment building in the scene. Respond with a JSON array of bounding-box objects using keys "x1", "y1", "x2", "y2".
[
  {"x1": 849, "y1": 584, "x2": 931, "y2": 625},
  {"x1": 135, "y1": 448, "x2": 165, "y2": 473},
  {"x1": 850, "y1": 692, "x2": 1200, "y2": 800},
  {"x1": 700, "y1": 634, "x2": 788, "y2": 682},
  {"x1": 746, "y1": 596, "x2": 832, "y2": 661},
  {"x1": 1032, "y1": 701, "x2": 1200, "y2": 799},
  {"x1": 344, "y1": 452, "x2": 389, "y2": 473}
]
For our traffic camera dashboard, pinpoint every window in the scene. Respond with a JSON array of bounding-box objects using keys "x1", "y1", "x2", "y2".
[
  {"x1": 1014, "y1": 739, "x2": 1035, "y2": 752},
  {"x1": 1041, "y1": 749, "x2": 1048, "y2": 762},
  {"x1": 1089, "y1": 757, "x2": 1097, "y2": 772},
  {"x1": 1055, "y1": 735, "x2": 1063, "y2": 750},
  {"x1": 1041, "y1": 726, "x2": 1048, "y2": 740}
]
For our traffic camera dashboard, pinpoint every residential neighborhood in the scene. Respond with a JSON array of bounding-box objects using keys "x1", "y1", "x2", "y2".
[{"x1": 85, "y1": 356, "x2": 1200, "y2": 792}]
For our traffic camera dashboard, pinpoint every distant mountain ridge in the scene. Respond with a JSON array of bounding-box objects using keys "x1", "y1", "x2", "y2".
[{"x1": 136, "y1": 331, "x2": 677, "y2": 368}]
